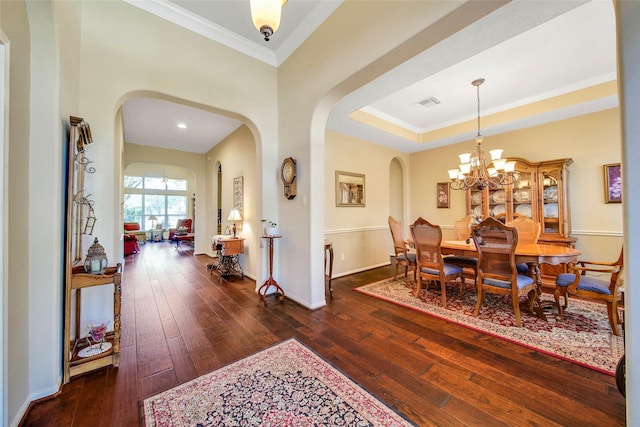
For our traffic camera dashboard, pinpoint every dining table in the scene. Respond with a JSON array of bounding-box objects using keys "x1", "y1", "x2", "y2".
[{"x1": 440, "y1": 239, "x2": 582, "y2": 322}]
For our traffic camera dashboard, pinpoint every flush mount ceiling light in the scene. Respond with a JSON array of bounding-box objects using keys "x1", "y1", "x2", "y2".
[
  {"x1": 177, "y1": 122, "x2": 187, "y2": 129},
  {"x1": 250, "y1": 0, "x2": 287, "y2": 41}
]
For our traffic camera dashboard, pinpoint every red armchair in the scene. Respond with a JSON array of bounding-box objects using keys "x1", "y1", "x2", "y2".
[
  {"x1": 169, "y1": 218, "x2": 193, "y2": 240},
  {"x1": 124, "y1": 222, "x2": 142, "y2": 255}
]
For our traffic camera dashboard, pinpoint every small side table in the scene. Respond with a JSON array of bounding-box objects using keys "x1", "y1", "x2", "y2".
[
  {"x1": 258, "y1": 235, "x2": 284, "y2": 304},
  {"x1": 324, "y1": 240, "x2": 334, "y2": 296},
  {"x1": 149, "y1": 229, "x2": 165, "y2": 242}
]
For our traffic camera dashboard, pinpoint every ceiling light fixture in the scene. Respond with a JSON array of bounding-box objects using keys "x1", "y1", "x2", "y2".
[
  {"x1": 250, "y1": 0, "x2": 287, "y2": 41},
  {"x1": 448, "y1": 78, "x2": 517, "y2": 191},
  {"x1": 177, "y1": 122, "x2": 187, "y2": 129}
]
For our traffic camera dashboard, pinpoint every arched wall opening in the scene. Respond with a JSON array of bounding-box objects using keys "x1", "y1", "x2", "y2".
[{"x1": 116, "y1": 91, "x2": 261, "y2": 279}]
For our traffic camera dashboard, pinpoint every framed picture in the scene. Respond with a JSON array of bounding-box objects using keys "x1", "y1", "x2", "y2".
[
  {"x1": 233, "y1": 176, "x2": 244, "y2": 214},
  {"x1": 335, "y1": 171, "x2": 365, "y2": 207},
  {"x1": 437, "y1": 182, "x2": 450, "y2": 208},
  {"x1": 604, "y1": 163, "x2": 622, "y2": 204}
]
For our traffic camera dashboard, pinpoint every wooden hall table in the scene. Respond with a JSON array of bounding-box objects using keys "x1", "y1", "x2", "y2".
[
  {"x1": 441, "y1": 240, "x2": 582, "y2": 321},
  {"x1": 258, "y1": 235, "x2": 285, "y2": 304}
]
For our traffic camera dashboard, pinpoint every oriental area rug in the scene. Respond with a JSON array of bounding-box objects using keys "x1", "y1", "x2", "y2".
[
  {"x1": 355, "y1": 277, "x2": 624, "y2": 375},
  {"x1": 143, "y1": 338, "x2": 415, "y2": 427}
]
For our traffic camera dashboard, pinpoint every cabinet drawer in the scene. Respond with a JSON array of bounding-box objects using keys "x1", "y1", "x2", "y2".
[{"x1": 222, "y1": 239, "x2": 244, "y2": 255}]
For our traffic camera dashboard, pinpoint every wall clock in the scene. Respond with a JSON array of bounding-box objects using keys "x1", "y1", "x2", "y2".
[{"x1": 281, "y1": 157, "x2": 297, "y2": 200}]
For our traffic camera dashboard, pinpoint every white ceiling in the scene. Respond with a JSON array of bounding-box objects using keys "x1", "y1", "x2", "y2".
[{"x1": 122, "y1": 0, "x2": 617, "y2": 154}]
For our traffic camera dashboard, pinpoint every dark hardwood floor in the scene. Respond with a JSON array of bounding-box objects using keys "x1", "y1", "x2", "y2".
[{"x1": 22, "y1": 241, "x2": 626, "y2": 426}]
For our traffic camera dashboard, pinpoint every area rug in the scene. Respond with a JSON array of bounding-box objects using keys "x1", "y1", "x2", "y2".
[
  {"x1": 355, "y1": 277, "x2": 624, "y2": 375},
  {"x1": 143, "y1": 338, "x2": 415, "y2": 426}
]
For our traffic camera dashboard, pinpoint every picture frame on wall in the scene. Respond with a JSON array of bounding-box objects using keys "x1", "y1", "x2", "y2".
[
  {"x1": 233, "y1": 176, "x2": 244, "y2": 215},
  {"x1": 437, "y1": 182, "x2": 450, "y2": 208},
  {"x1": 603, "y1": 163, "x2": 622, "y2": 204},
  {"x1": 335, "y1": 171, "x2": 365, "y2": 207}
]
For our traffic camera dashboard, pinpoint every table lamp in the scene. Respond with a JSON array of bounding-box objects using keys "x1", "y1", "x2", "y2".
[
  {"x1": 227, "y1": 209, "x2": 242, "y2": 238},
  {"x1": 148, "y1": 215, "x2": 157, "y2": 230}
]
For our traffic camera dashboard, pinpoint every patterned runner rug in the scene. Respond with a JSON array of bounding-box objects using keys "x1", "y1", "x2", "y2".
[
  {"x1": 355, "y1": 277, "x2": 624, "y2": 375},
  {"x1": 143, "y1": 338, "x2": 415, "y2": 426}
]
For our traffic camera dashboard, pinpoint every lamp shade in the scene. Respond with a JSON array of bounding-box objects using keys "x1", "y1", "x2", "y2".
[
  {"x1": 148, "y1": 215, "x2": 157, "y2": 221},
  {"x1": 250, "y1": 0, "x2": 286, "y2": 40},
  {"x1": 228, "y1": 209, "x2": 242, "y2": 221}
]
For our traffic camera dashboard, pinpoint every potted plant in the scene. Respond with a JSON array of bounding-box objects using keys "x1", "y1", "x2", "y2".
[{"x1": 261, "y1": 219, "x2": 278, "y2": 236}]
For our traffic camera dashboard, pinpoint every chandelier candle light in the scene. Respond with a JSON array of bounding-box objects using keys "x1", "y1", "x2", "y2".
[{"x1": 448, "y1": 78, "x2": 517, "y2": 190}]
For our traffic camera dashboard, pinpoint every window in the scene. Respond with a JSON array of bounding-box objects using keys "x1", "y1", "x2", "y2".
[{"x1": 124, "y1": 175, "x2": 189, "y2": 229}]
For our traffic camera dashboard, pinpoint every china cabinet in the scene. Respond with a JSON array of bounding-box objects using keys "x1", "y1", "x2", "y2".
[
  {"x1": 466, "y1": 157, "x2": 575, "y2": 284},
  {"x1": 63, "y1": 116, "x2": 122, "y2": 383}
]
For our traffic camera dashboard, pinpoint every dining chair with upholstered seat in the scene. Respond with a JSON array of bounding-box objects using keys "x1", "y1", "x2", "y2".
[
  {"x1": 388, "y1": 216, "x2": 416, "y2": 281},
  {"x1": 554, "y1": 248, "x2": 624, "y2": 335},
  {"x1": 506, "y1": 216, "x2": 541, "y2": 275},
  {"x1": 472, "y1": 217, "x2": 537, "y2": 327},
  {"x1": 410, "y1": 217, "x2": 464, "y2": 306},
  {"x1": 445, "y1": 215, "x2": 478, "y2": 285}
]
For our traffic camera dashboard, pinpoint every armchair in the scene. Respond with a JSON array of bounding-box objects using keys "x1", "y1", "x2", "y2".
[
  {"x1": 410, "y1": 217, "x2": 464, "y2": 306},
  {"x1": 169, "y1": 218, "x2": 193, "y2": 241},
  {"x1": 472, "y1": 217, "x2": 536, "y2": 327},
  {"x1": 554, "y1": 248, "x2": 624, "y2": 335},
  {"x1": 124, "y1": 222, "x2": 146, "y2": 243},
  {"x1": 388, "y1": 216, "x2": 416, "y2": 281},
  {"x1": 123, "y1": 232, "x2": 140, "y2": 256}
]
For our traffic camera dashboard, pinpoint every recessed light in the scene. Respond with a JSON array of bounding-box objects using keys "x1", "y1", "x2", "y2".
[{"x1": 177, "y1": 122, "x2": 187, "y2": 129}]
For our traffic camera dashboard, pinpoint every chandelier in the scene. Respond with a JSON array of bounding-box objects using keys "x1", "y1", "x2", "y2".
[
  {"x1": 250, "y1": 0, "x2": 287, "y2": 41},
  {"x1": 448, "y1": 78, "x2": 517, "y2": 190}
]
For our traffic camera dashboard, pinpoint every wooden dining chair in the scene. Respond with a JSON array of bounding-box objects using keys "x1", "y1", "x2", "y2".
[
  {"x1": 506, "y1": 216, "x2": 541, "y2": 275},
  {"x1": 554, "y1": 248, "x2": 624, "y2": 335},
  {"x1": 388, "y1": 216, "x2": 416, "y2": 281},
  {"x1": 410, "y1": 217, "x2": 464, "y2": 306},
  {"x1": 445, "y1": 215, "x2": 478, "y2": 285},
  {"x1": 472, "y1": 217, "x2": 537, "y2": 327}
]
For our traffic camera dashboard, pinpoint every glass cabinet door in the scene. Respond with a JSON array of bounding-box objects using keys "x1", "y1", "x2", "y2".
[
  {"x1": 488, "y1": 185, "x2": 506, "y2": 219},
  {"x1": 540, "y1": 171, "x2": 560, "y2": 234},
  {"x1": 469, "y1": 188, "x2": 485, "y2": 219},
  {"x1": 512, "y1": 170, "x2": 534, "y2": 219}
]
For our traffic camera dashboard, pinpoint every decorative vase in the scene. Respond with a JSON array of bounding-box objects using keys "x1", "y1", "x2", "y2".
[{"x1": 265, "y1": 226, "x2": 278, "y2": 236}]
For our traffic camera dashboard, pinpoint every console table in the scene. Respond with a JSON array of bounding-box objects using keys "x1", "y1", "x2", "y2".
[
  {"x1": 258, "y1": 235, "x2": 285, "y2": 304},
  {"x1": 207, "y1": 236, "x2": 244, "y2": 281}
]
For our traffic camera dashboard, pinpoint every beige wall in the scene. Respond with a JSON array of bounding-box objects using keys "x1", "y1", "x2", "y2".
[
  {"x1": 206, "y1": 126, "x2": 258, "y2": 280},
  {"x1": 325, "y1": 108, "x2": 623, "y2": 277},
  {"x1": 2, "y1": 1, "x2": 32, "y2": 422},
  {"x1": 325, "y1": 130, "x2": 408, "y2": 276},
  {"x1": 410, "y1": 108, "x2": 623, "y2": 261},
  {"x1": 279, "y1": 1, "x2": 495, "y2": 307}
]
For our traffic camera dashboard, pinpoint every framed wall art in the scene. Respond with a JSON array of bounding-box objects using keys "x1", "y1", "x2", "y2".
[
  {"x1": 437, "y1": 182, "x2": 450, "y2": 208},
  {"x1": 335, "y1": 171, "x2": 365, "y2": 207},
  {"x1": 233, "y1": 176, "x2": 244, "y2": 214},
  {"x1": 604, "y1": 163, "x2": 622, "y2": 204}
]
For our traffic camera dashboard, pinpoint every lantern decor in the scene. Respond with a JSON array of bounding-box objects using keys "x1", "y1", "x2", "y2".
[{"x1": 84, "y1": 237, "x2": 108, "y2": 274}]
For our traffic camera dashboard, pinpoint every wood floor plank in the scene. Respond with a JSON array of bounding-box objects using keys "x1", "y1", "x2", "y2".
[{"x1": 21, "y1": 243, "x2": 626, "y2": 426}]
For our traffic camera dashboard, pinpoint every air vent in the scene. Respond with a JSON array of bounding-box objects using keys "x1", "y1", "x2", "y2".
[{"x1": 417, "y1": 96, "x2": 441, "y2": 108}]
